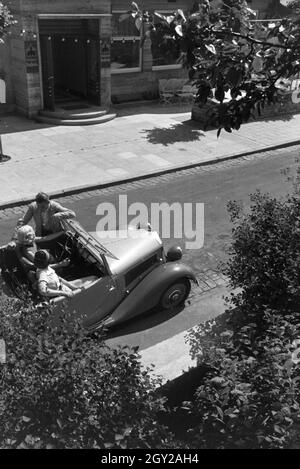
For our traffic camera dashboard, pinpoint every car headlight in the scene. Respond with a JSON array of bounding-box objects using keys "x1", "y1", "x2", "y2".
[{"x1": 166, "y1": 246, "x2": 183, "y2": 262}]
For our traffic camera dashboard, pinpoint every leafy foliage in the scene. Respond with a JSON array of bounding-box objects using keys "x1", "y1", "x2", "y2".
[
  {"x1": 128, "y1": 1, "x2": 300, "y2": 134},
  {"x1": 0, "y1": 297, "x2": 175, "y2": 449},
  {"x1": 0, "y1": 3, "x2": 15, "y2": 41},
  {"x1": 186, "y1": 309, "x2": 300, "y2": 448},
  {"x1": 225, "y1": 190, "x2": 300, "y2": 311},
  {"x1": 184, "y1": 186, "x2": 300, "y2": 448}
]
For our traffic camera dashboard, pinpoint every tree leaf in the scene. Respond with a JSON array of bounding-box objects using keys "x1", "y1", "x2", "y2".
[
  {"x1": 131, "y1": 2, "x2": 139, "y2": 11},
  {"x1": 21, "y1": 416, "x2": 31, "y2": 423},
  {"x1": 175, "y1": 25, "x2": 183, "y2": 37},
  {"x1": 205, "y1": 44, "x2": 216, "y2": 55},
  {"x1": 154, "y1": 12, "x2": 168, "y2": 23},
  {"x1": 226, "y1": 68, "x2": 242, "y2": 88},
  {"x1": 177, "y1": 9, "x2": 187, "y2": 22},
  {"x1": 57, "y1": 419, "x2": 63, "y2": 429},
  {"x1": 166, "y1": 15, "x2": 175, "y2": 24},
  {"x1": 135, "y1": 17, "x2": 142, "y2": 31},
  {"x1": 252, "y1": 56, "x2": 264, "y2": 73},
  {"x1": 225, "y1": 126, "x2": 232, "y2": 133}
]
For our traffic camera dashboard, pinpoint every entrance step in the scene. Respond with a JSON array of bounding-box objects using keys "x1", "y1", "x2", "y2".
[
  {"x1": 36, "y1": 106, "x2": 116, "y2": 126},
  {"x1": 40, "y1": 108, "x2": 108, "y2": 120}
]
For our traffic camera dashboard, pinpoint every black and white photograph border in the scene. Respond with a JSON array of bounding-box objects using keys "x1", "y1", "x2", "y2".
[{"x1": 0, "y1": 0, "x2": 300, "y2": 453}]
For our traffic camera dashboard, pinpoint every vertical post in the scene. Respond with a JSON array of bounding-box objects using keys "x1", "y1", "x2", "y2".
[{"x1": 0, "y1": 135, "x2": 3, "y2": 162}]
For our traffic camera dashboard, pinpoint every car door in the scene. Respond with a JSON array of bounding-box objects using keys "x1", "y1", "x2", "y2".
[{"x1": 55, "y1": 274, "x2": 124, "y2": 328}]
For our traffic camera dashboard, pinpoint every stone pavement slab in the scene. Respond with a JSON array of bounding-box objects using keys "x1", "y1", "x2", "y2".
[{"x1": 0, "y1": 106, "x2": 299, "y2": 208}]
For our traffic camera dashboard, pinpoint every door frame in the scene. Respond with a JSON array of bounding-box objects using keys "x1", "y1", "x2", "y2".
[
  {"x1": 36, "y1": 13, "x2": 111, "y2": 110},
  {"x1": 39, "y1": 34, "x2": 55, "y2": 110}
]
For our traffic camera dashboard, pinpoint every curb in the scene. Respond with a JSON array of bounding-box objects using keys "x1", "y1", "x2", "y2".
[{"x1": 1, "y1": 139, "x2": 300, "y2": 211}]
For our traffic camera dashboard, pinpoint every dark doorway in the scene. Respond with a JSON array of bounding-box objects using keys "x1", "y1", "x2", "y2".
[
  {"x1": 39, "y1": 19, "x2": 101, "y2": 110},
  {"x1": 52, "y1": 35, "x2": 87, "y2": 102}
]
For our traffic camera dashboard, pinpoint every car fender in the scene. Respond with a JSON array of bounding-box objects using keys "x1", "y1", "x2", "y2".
[{"x1": 103, "y1": 262, "x2": 197, "y2": 327}]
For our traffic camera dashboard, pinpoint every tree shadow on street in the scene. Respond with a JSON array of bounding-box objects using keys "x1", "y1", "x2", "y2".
[{"x1": 141, "y1": 120, "x2": 205, "y2": 146}]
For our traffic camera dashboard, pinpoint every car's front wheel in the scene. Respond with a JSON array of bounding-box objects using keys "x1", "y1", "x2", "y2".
[{"x1": 159, "y1": 279, "x2": 191, "y2": 310}]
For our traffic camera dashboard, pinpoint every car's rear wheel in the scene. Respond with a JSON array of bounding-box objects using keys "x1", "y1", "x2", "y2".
[{"x1": 159, "y1": 279, "x2": 191, "y2": 310}]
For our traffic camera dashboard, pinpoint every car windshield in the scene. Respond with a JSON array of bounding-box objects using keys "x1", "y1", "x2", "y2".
[{"x1": 62, "y1": 219, "x2": 119, "y2": 261}]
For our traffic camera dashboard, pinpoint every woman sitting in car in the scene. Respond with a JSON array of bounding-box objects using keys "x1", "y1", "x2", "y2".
[{"x1": 16, "y1": 225, "x2": 69, "y2": 273}]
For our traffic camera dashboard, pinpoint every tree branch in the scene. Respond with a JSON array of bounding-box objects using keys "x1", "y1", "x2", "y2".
[{"x1": 229, "y1": 30, "x2": 300, "y2": 50}]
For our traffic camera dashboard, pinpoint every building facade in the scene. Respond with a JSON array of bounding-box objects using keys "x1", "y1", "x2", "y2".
[
  {"x1": 0, "y1": 0, "x2": 294, "y2": 117},
  {"x1": 0, "y1": 0, "x2": 195, "y2": 116}
]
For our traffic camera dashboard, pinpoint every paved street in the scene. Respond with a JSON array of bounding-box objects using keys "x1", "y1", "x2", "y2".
[
  {"x1": 0, "y1": 104, "x2": 299, "y2": 208},
  {"x1": 1, "y1": 145, "x2": 299, "y2": 370}
]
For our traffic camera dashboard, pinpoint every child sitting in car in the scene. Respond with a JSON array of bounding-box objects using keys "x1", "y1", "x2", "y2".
[{"x1": 34, "y1": 250, "x2": 82, "y2": 300}]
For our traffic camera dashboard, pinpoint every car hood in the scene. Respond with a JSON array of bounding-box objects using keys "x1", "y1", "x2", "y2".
[{"x1": 89, "y1": 229, "x2": 163, "y2": 274}]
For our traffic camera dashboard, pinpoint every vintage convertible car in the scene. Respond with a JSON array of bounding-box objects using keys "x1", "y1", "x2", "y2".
[{"x1": 0, "y1": 220, "x2": 197, "y2": 329}]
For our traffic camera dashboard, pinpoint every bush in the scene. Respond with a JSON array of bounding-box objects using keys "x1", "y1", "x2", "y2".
[
  {"x1": 183, "y1": 189, "x2": 300, "y2": 448},
  {"x1": 0, "y1": 296, "x2": 176, "y2": 449},
  {"x1": 225, "y1": 191, "x2": 300, "y2": 312},
  {"x1": 186, "y1": 309, "x2": 300, "y2": 448}
]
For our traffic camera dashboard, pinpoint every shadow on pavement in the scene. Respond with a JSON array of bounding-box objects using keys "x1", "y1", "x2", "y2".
[
  {"x1": 141, "y1": 121, "x2": 205, "y2": 146},
  {"x1": 0, "y1": 103, "x2": 193, "y2": 135},
  {"x1": 0, "y1": 115, "x2": 52, "y2": 135},
  {"x1": 106, "y1": 303, "x2": 185, "y2": 340},
  {"x1": 0, "y1": 155, "x2": 11, "y2": 163}
]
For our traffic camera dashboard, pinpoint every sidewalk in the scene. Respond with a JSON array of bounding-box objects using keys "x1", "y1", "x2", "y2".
[
  {"x1": 139, "y1": 284, "x2": 229, "y2": 383},
  {"x1": 106, "y1": 276, "x2": 230, "y2": 384},
  {"x1": 0, "y1": 103, "x2": 299, "y2": 209}
]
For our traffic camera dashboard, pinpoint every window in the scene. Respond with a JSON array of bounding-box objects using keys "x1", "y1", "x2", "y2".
[
  {"x1": 152, "y1": 11, "x2": 182, "y2": 70},
  {"x1": 111, "y1": 12, "x2": 142, "y2": 73}
]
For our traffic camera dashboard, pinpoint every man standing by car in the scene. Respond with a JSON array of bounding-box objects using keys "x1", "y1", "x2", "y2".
[{"x1": 20, "y1": 192, "x2": 76, "y2": 236}]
